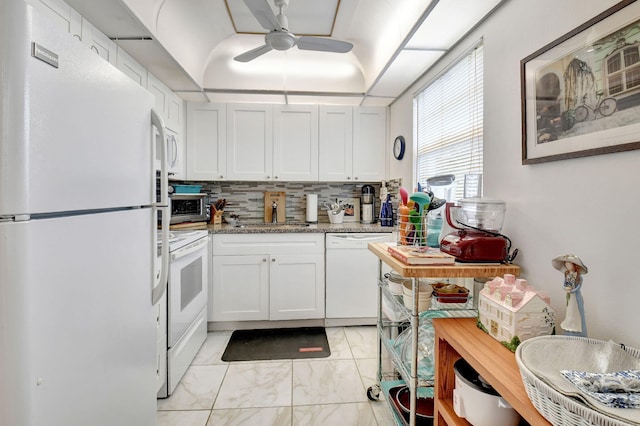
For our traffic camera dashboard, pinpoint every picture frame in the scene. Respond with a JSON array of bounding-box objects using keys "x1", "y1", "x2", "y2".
[
  {"x1": 521, "y1": 0, "x2": 640, "y2": 164},
  {"x1": 337, "y1": 197, "x2": 360, "y2": 222}
]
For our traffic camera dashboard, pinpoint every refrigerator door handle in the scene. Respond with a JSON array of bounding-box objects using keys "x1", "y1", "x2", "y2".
[
  {"x1": 151, "y1": 109, "x2": 169, "y2": 305},
  {"x1": 151, "y1": 109, "x2": 168, "y2": 207},
  {"x1": 152, "y1": 205, "x2": 169, "y2": 305}
]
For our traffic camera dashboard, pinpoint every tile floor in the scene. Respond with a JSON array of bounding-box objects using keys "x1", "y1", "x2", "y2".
[{"x1": 156, "y1": 326, "x2": 397, "y2": 426}]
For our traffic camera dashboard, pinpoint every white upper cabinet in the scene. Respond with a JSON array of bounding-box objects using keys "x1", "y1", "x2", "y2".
[
  {"x1": 116, "y1": 47, "x2": 147, "y2": 88},
  {"x1": 166, "y1": 94, "x2": 183, "y2": 133},
  {"x1": 147, "y1": 72, "x2": 183, "y2": 132},
  {"x1": 186, "y1": 102, "x2": 226, "y2": 181},
  {"x1": 29, "y1": 0, "x2": 82, "y2": 40},
  {"x1": 319, "y1": 106, "x2": 353, "y2": 181},
  {"x1": 147, "y1": 73, "x2": 168, "y2": 121},
  {"x1": 353, "y1": 106, "x2": 387, "y2": 182},
  {"x1": 81, "y1": 18, "x2": 116, "y2": 65},
  {"x1": 226, "y1": 104, "x2": 273, "y2": 181},
  {"x1": 184, "y1": 103, "x2": 388, "y2": 183},
  {"x1": 273, "y1": 105, "x2": 318, "y2": 181}
]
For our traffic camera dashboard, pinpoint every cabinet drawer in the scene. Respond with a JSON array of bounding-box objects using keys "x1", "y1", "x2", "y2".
[{"x1": 211, "y1": 233, "x2": 324, "y2": 255}]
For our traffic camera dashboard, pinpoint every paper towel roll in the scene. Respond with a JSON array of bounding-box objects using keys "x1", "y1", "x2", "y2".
[{"x1": 306, "y1": 194, "x2": 318, "y2": 223}]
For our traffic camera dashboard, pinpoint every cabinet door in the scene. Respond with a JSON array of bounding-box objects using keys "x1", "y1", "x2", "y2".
[
  {"x1": 269, "y1": 253, "x2": 325, "y2": 320},
  {"x1": 353, "y1": 106, "x2": 387, "y2": 181},
  {"x1": 273, "y1": 105, "x2": 318, "y2": 181},
  {"x1": 211, "y1": 254, "x2": 269, "y2": 322},
  {"x1": 186, "y1": 102, "x2": 226, "y2": 180},
  {"x1": 226, "y1": 104, "x2": 273, "y2": 181},
  {"x1": 29, "y1": 0, "x2": 82, "y2": 41},
  {"x1": 166, "y1": 92, "x2": 183, "y2": 133},
  {"x1": 81, "y1": 18, "x2": 117, "y2": 64},
  {"x1": 116, "y1": 47, "x2": 147, "y2": 87},
  {"x1": 147, "y1": 73, "x2": 169, "y2": 122},
  {"x1": 319, "y1": 106, "x2": 353, "y2": 181}
]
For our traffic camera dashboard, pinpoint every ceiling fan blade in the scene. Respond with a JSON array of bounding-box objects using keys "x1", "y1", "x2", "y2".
[
  {"x1": 296, "y1": 36, "x2": 353, "y2": 53},
  {"x1": 234, "y1": 44, "x2": 273, "y2": 62},
  {"x1": 243, "y1": 0, "x2": 282, "y2": 31}
]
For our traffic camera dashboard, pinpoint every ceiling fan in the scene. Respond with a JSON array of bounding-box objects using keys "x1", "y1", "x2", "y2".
[{"x1": 234, "y1": 0, "x2": 353, "y2": 62}]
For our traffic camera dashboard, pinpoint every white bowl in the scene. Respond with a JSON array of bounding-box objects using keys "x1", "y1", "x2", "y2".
[
  {"x1": 402, "y1": 280, "x2": 432, "y2": 295},
  {"x1": 384, "y1": 272, "x2": 411, "y2": 295},
  {"x1": 402, "y1": 279, "x2": 432, "y2": 311},
  {"x1": 402, "y1": 293, "x2": 431, "y2": 312},
  {"x1": 225, "y1": 216, "x2": 240, "y2": 226}
]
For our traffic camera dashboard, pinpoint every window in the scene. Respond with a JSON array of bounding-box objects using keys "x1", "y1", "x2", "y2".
[
  {"x1": 414, "y1": 43, "x2": 484, "y2": 201},
  {"x1": 606, "y1": 42, "x2": 640, "y2": 95}
]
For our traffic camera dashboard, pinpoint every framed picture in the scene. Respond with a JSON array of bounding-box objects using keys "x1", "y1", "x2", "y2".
[
  {"x1": 337, "y1": 197, "x2": 360, "y2": 222},
  {"x1": 521, "y1": 0, "x2": 640, "y2": 164}
]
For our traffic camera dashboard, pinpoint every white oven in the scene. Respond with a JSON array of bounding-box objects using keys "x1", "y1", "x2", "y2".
[{"x1": 158, "y1": 230, "x2": 208, "y2": 398}]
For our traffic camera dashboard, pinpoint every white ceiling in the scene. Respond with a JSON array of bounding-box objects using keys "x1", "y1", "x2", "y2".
[{"x1": 66, "y1": 0, "x2": 505, "y2": 105}]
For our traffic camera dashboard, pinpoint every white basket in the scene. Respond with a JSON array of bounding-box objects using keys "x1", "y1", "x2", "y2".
[
  {"x1": 515, "y1": 336, "x2": 640, "y2": 426},
  {"x1": 397, "y1": 212, "x2": 428, "y2": 246}
]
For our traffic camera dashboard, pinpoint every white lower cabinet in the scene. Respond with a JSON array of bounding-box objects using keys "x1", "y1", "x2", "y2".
[
  {"x1": 211, "y1": 254, "x2": 269, "y2": 321},
  {"x1": 210, "y1": 233, "x2": 325, "y2": 322}
]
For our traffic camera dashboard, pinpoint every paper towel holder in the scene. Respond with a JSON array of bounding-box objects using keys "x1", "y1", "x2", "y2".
[{"x1": 306, "y1": 193, "x2": 318, "y2": 223}]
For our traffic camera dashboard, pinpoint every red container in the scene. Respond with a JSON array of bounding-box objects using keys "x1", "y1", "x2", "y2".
[{"x1": 389, "y1": 385, "x2": 434, "y2": 425}]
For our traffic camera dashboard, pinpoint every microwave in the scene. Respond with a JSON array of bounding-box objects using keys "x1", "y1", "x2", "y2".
[
  {"x1": 169, "y1": 193, "x2": 208, "y2": 224},
  {"x1": 154, "y1": 127, "x2": 182, "y2": 178}
]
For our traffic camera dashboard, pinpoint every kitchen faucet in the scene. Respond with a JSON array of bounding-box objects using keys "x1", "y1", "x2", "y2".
[{"x1": 271, "y1": 200, "x2": 278, "y2": 223}]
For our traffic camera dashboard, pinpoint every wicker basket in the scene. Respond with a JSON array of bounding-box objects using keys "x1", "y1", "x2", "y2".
[{"x1": 515, "y1": 336, "x2": 640, "y2": 426}]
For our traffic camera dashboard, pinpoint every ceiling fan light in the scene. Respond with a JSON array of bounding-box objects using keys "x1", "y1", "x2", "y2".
[{"x1": 266, "y1": 31, "x2": 296, "y2": 51}]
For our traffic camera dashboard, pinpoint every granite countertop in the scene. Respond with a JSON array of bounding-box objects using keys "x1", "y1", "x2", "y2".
[{"x1": 207, "y1": 222, "x2": 394, "y2": 234}]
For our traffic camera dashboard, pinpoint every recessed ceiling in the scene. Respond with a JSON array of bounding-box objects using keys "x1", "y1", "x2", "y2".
[{"x1": 66, "y1": 0, "x2": 506, "y2": 105}]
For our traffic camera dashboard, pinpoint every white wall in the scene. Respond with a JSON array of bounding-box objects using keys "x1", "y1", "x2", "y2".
[
  {"x1": 388, "y1": 94, "x2": 414, "y2": 189},
  {"x1": 390, "y1": 0, "x2": 640, "y2": 348}
]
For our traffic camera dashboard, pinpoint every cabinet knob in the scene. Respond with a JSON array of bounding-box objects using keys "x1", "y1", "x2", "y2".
[
  {"x1": 266, "y1": 175, "x2": 270, "y2": 179},
  {"x1": 274, "y1": 176, "x2": 278, "y2": 179},
  {"x1": 220, "y1": 175, "x2": 224, "y2": 179},
  {"x1": 347, "y1": 176, "x2": 351, "y2": 180},
  {"x1": 262, "y1": 258, "x2": 267, "y2": 262},
  {"x1": 354, "y1": 176, "x2": 359, "y2": 180},
  {"x1": 271, "y1": 258, "x2": 276, "y2": 262}
]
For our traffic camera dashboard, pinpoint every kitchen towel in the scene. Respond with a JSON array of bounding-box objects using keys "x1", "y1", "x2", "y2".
[{"x1": 306, "y1": 193, "x2": 318, "y2": 223}]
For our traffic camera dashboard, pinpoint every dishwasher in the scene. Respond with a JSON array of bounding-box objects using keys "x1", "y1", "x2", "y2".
[{"x1": 325, "y1": 233, "x2": 393, "y2": 325}]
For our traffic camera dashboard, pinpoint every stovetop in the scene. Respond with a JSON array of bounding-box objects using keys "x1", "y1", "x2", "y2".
[{"x1": 158, "y1": 229, "x2": 208, "y2": 253}]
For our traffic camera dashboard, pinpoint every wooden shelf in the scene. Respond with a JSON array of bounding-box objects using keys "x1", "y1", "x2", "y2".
[
  {"x1": 432, "y1": 317, "x2": 550, "y2": 426},
  {"x1": 368, "y1": 242, "x2": 520, "y2": 278}
]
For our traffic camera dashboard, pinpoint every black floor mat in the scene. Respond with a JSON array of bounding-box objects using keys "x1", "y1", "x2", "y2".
[{"x1": 221, "y1": 327, "x2": 331, "y2": 362}]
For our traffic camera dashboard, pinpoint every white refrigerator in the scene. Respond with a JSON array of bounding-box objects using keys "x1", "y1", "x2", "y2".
[{"x1": 0, "y1": 1, "x2": 169, "y2": 425}]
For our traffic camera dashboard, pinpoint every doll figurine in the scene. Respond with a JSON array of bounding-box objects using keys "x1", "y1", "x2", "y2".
[{"x1": 552, "y1": 254, "x2": 588, "y2": 337}]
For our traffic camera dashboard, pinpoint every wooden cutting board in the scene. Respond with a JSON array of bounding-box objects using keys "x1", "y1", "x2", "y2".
[
  {"x1": 169, "y1": 221, "x2": 208, "y2": 230},
  {"x1": 264, "y1": 191, "x2": 286, "y2": 223}
]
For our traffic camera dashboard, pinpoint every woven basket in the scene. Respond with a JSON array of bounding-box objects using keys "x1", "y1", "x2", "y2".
[{"x1": 515, "y1": 336, "x2": 640, "y2": 426}]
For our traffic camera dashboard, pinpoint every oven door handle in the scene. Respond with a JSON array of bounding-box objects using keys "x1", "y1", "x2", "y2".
[{"x1": 171, "y1": 237, "x2": 208, "y2": 261}]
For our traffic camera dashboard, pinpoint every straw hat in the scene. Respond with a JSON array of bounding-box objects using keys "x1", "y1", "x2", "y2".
[{"x1": 552, "y1": 254, "x2": 588, "y2": 274}]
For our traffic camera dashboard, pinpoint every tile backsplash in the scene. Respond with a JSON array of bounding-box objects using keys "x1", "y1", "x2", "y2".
[{"x1": 173, "y1": 179, "x2": 401, "y2": 224}]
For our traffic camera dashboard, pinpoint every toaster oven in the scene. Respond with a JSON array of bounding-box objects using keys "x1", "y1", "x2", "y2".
[{"x1": 169, "y1": 193, "x2": 208, "y2": 224}]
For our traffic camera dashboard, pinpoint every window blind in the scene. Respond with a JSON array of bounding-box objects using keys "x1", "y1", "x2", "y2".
[{"x1": 414, "y1": 43, "x2": 484, "y2": 201}]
